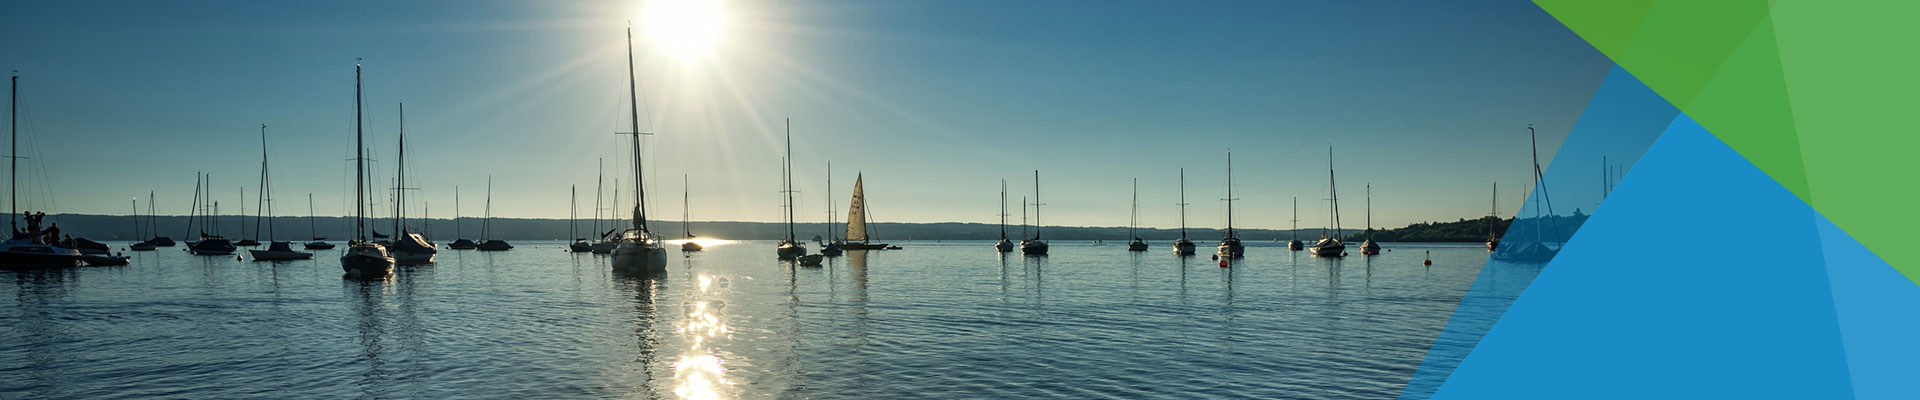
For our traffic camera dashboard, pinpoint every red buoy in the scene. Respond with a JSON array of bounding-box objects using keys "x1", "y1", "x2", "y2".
[
  {"x1": 1219, "y1": 260, "x2": 1229, "y2": 268},
  {"x1": 1423, "y1": 250, "x2": 1432, "y2": 265}
]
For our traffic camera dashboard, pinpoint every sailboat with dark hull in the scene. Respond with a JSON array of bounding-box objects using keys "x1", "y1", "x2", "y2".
[
  {"x1": 775, "y1": 120, "x2": 806, "y2": 260},
  {"x1": 1217, "y1": 151, "x2": 1244, "y2": 259},
  {"x1": 304, "y1": 193, "x2": 334, "y2": 250},
  {"x1": 817, "y1": 165, "x2": 839, "y2": 256},
  {"x1": 1309, "y1": 147, "x2": 1347, "y2": 257},
  {"x1": 681, "y1": 174, "x2": 703, "y2": 252},
  {"x1": 130, "y1": 197, "x2": 157, "y2": 251},
  {"x1": 0, "y1": 72, "x2": 83, "y2": 268},
  {"x1": 570, "y1": 185, "x2": 592, "y2": 252},
  {"x1": 340, "y1": 61, "x2": 394, "y2": 277},
  {"x1": 447, "y1": 187, "x2": 477, "y2": 250},
  {"x1": 385, "y1": 105, "x2": 437, "y2": 264},
  {"x1": 142, "y1": 191, "x2": 174, "y2": 247},
  {"x1": 840, "y1": 173, "x2": 891, "y2": 251},
  {"x1": 608, "y1": 25, "x2": 669, "y2": 275},
  {"x1": 1485, "y1": 182, "x2": 1500, "y2": 251},
  {"x1": 1020, "y1": 170, "x2": 1049, "y2": 256},
  {"x1": 187, "y1": 173, "x2": 237, "y2": 256},
  {"x1": 1287, "y1": 197, "x2": 1304, "y2": 251},
  {"x1": 1126, "y1": 178, "x2": 1148, "y2": 252},
  {"x1": 1360, "y1": 184, "x2": 1382, "y2": 256},
  {"x1": 248, "y1": 124, "x2": 312, "y2": 261},
  {"x1": 995, "y1": 179, "x2": 1014, "y2": 252},
  {"x1": 1172, "y1": 168, "x2": 1196, "y2": 255},
  {"x1": 475, "y1": 176, "x2": 512, "y2": 251}
]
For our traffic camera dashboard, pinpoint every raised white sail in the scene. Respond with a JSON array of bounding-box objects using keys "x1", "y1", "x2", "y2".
[{"x1": 845, "y1": 175, "x2": 867, "y2": 242}]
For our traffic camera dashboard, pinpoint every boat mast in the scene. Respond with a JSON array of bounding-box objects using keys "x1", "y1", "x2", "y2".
[
  {"x1": 1291, "y1": 197, "x2": 1299, "y2": 241},
  {"x1": 454, "y1": 186, "x2": 461, "y2": 239},
  {"x1": 1365, "y1": 184, "x2": 1372, "y2": 240},
  {"x1": 1129, "y1": 178, "x2": 1138, "y2": 240},
  {"x1": 594, "y1": 159, "x2": 602, "y2": 239},
  {"x1": 685, "y1": 173, "x2": 694, "y2": 238},
  {"x1": 625, "y1": 24, "x2": 650, "y2": 235},
  {"x1": 8, "y1": 72, "x2": 15, "y2": 234},
  {"x1": 1328, "y1": 146, "x2": 1341, "y2": 240},
  {"x1": 483, "y1": 176, "x2": 492, "y2": 240},
  {"x1": 394, "y1": 103, "x2": 406, "y2": 237},
  {"x1": 260, "y1": 124, "x2": 275, "y2": 242},
  {"x1": 1527, "y1": 125, "x2": 1558, "y2": 243},
  {"x1": 1177, "y1": 168, "x2": 1188, "y2": 240},
  {"x1": 309, "y1": 193, "x2": 317, "y2": 240},
  {"x1": 823, "y1": 163, "x2": 832, "y2": 242},
  {"x1": 570, "y1": 185, "x2": 577, "y2": 239},
  {"x1": 1224, "y1": 150, "x2": 1237, "y2": 239},
  {"x1": 999, "y1": 179, "x2": 1007, "y2": 241},
  {"x1": 782, "y1": 120, "x2": 795, "y2": 242},
  {"x1": 354, "y1": 61, "x2": 366, "y2": 242},
  {"x1": 1032, "y1": 170, "x2": 1042, "y2": 240}
]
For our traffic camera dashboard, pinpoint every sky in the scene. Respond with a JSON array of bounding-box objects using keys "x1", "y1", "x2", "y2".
[{"x1": 0, "y1": 0, "x2": 1612, "y2": 232}]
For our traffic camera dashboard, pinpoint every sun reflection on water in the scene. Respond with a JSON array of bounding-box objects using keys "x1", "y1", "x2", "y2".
[{"x1": 673, "y1": 274, "x2": 731, "y2": 399}]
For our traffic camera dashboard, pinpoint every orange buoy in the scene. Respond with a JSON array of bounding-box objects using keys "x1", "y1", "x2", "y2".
[
  {"x1": 1219, "y1": 260, "x2": 1229, "y2": 268},
  {"x1": 1423, "y1": 250, "x2": 1432, "y2": 265}
]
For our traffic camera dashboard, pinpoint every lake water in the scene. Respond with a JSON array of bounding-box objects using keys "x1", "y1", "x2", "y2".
[{"x1": 2, "y1": 239, "x2": 1518, "y2": 399}]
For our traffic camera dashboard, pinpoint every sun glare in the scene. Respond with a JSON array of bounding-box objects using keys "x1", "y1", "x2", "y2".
[{"x1": 642, "y1": 0, "x2": 726, "y2": 61}]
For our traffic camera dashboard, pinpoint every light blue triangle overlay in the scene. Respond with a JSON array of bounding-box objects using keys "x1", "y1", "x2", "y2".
[
  {"x1": 1431, "y1": 115, "x2": 1853, "y2": 398},
  {"x1": 1819, "y1": 216, "x2": 1920, "y2": 399},
  {"x1": 1399, "y1": 65, "x2": 1678, "y2": 399}
]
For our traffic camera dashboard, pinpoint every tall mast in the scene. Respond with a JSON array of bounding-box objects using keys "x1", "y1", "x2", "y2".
[
  {"x1": 1365, "y1": 183, "x2": 1372, "y2": 239},
  {"x1": 1032, "y1": 170, "x2": 1042, "y2": 240},
  {"x1": 1329, "y1": 146, "x2": 1341, "y2": 240},
  {"x1": 685, "y1": 173, "x2": 694, "y2": 238},
  {"x1": 625, "y1": 24, "x2": 650, "y2": 234},
  {"x1": 149, "y1": 191, "x2": 157, "y2": 239},
  {"x1": 1129, "y1": 178, "x2": 1138, "y2": 239},
  {"x1": 309, "y1": 193, "x2": 317, "y2": 239},
  {"x1": 257, "y1": 124, "x2": 268, "y2": 241},
  {"x1": 483, "y1": 176, "x2": 492, "y2": 240},
  {"x1": 1291, "y1": 197, "x2": 1299, "y2": 241},
  {"x1": 570, "y1": 185, "x2": 577, "y2": 239},
  {"x1": 395, "y1": 103, "x2": 406, "y2": 236},
  {"x1": 353, "y1": 61, "x2": 366, "y2": 241},
  {"x1": 783, "y1": 119, "x2": 796, "y2": 242},
  {"x1": 594, "y1": 159, "x2": 602, "y2": 238},
  {"x1": 1178, "y1": 168, "x2": 1188, "y2": 239},
  {"x1": 999, "y1": 179, "x2": 1007, "y2": 240},
  {"x1": 454, "y1": 186, "x2": 462, "y2": 239},
  {"x1": 8, "y1": 72, "x2": 16, "y2": 233},
  {"x1": 824, "y1": 163, "x2": 832, "y2": 241},
  {"x1": 1224, "y1": 150, "x2": 1237, "y2": 238},
  {"x1": 1021, "y1": 195, "x2": 1028, "y2": 239}
]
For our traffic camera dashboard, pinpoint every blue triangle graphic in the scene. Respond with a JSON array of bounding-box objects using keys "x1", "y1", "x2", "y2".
[{"x1": 1431, "y1": 115, "x2": 1853, "y2": 398}]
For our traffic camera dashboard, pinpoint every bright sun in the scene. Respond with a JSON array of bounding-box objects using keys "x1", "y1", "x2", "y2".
[{"x1": 642, "y1": 0, "x2": 726, "y2": 61}]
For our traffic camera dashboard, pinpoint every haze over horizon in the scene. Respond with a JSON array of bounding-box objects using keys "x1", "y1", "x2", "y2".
[{"x1": 2, "y1": 0, "x2": 1611, "y2": 232}]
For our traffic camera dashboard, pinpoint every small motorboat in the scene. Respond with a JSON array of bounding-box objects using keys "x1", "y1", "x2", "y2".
[
  {"x1": 305, "y1": 239, "x2": 336, "y2": 250},
  {"x1": 1127, "y1": 237, "x2": 1148, "y2": 252},
  {"x1": 129, "y1": 241, "x2": 157, "y2": 251},
  {"x1": 446, "y1": 238, "x2": 477, "y2": 250},
  {"x1": 569, "y1": 239, "x2": 593, "y2": 252},
  {"x1": 819, "y1": 241, "x2": 840, "y2": 257},
  {"x1": 146, "y1": 236, "x2": 176, "y2": 247},
  {"x1": 798, "y1": 254, "x2": 824, "y2": 266},
  {"x1": 0, "y1": 239, "x2": 84, "y2": 268}
]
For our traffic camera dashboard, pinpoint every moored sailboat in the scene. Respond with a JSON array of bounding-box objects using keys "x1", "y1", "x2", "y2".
[
  {"x1": 570, "y1": 185, "x2": 592, "y2": 252},
  {"x1": 816, "y1": 165, "x2": 838, "y2": 256},
  {"x1": 1127, "y1": 178, "x2": 1148, "y2": 252},
  {"x1": 1172, "y1": 168, "x2": 1196, "y2": 256},
  {"x1": 1360, "y1": 184, "x2": 1381, "y2": 256},
  {"x1": 446, "y1": 186, "x2": 477, "y2": 250},
  {"x1": 129, "y1": 198, "x2": 156, "y2": 251},
  {"x1": 304, "y1": 193, "x2": 334, "y2": 250},
  {"x1": 474, "y1": 176, "x2": 512, "y2": 251},
  {"x1": 608, "y1": 25, "x2": 669, "y2": 275},
  {"x1": 385, "y1": 105, "x2": 436, "y2": 264},
  {"x1": 188, "y1": 173, "x2": 237, "y2": 256},
  {"x1": 995, "y1": 179, "x2": 1014, "y2": 252},
  {"x1": 1020, "y1": 170, "x2": 1049, "y2": 255},
  {"x1": 0, "y1": 72, "x2": 83, "y2": 268},
  {"x1": 340, "y1": 61, "x2": 393, "y2": 277},
  {"x1": 248, "y1": 124, "x2": 312, "y2": 261},
  {"x1": 775, "y1": 119, "x2": 806, "y2": 260},
  {"x1": 840, "y1": 173, "x2": 891, "y2": 251},
  {"x1": 1287, "y1": 197, "x2": 1304, "y2": 251},
  {"x1": 1217, "y1": 151, "x2": 1244, "y2": 259},
  {"x1": 1309, "y1": 146, "x2": 1346, "y2": 257},
  {"x1": 1485, "y1": 182, "x2": 1500, "y2": 251}
]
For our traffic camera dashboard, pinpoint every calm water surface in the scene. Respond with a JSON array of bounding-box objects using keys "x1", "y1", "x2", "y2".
[{"x1": 2, "y1": 240, "x2": 1517, "y2": 399}]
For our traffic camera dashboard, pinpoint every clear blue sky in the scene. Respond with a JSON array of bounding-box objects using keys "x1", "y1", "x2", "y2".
[{"x1": 1, "y1": 0, "x2": 1610, "y2": 231}]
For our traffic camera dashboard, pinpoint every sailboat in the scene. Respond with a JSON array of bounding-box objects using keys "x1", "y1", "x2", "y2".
[
  {"x1": 1127, "y1": 178, "x2": 1148, "y2": 252},
  {"x1": 681, "y1": 174, "x2": 704, "y2": 252},
  {"x1": 1172, "y1": 168, "x2": 1196, "y2": 255},
  {"x1": 305, "y1": 193, "x2": 334, "y2": 249},
  {"x1": 144, "y1": 191, "x2": 175, "y2": 247},
  {"x1": 608, "y1": 25, "x2": 670, "y2": 275},
  {"x1": 129, "y1": 198, "x2": 156, "y2": 251},
  {"x1": 775, "y1": 119, "x2": 806, "y2": 260},
  {"x1": 248, "y1": 124, "x2": 312, "y2": 261},
  {"x1": 1217, "y1": 151, "x2": 1244, "y2": 259},
  {"x1": 994, "y1": 179, "x2": 1014, "y2": 252},
  {"x1": 386, "y1": 105, "x2": 437, "y2": 263},
  {"x1": 840, "y1": 173, "x2": 892, "y2": 250},
  {"x1": 570, "y1": 185, "x2": 592, "y2": 252},
  {"x1": 1019, "y1": 170, "x2": 1049, "y2": 255},
  {"x1": 1309, "y1": 146, "x2": 1347, "y2": 257},
  {"x1": 188, "y1": 173, "x2": 237, "y2": 256},
  {"x1": 817, "y1": 165, "x2": 838, "y2": 256},
  {"x1": 590, "y1": 163, "x2": 617, "y2": 254},
  {"x1": 446, "y1": 186, "x2": 477, "y2": 250},
  {"x1": 340, "y1": 61, "x2": 394, "y2": 277},
  {"x1": 474, "y1": 176, "x2": 513, "y2": 251},
  {"x1": 1287, "y1": 197, "x2": 1304, "y2": 251},
  {"x1": 1360, "y1": 184, "x2": 1381, "y2": 255},
  {"x1": 1485, "y1": 182, "x2": 1500, "y2": 251},
  {"x1": 234, "y1": 187, "x2": 260, "y2": 247},
  {"x1": 1492, "y1": 125, "x2": 1561, "y2": 261}
]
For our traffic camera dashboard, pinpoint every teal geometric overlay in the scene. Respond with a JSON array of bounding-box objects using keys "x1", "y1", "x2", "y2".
[
  {"x1": 1431, "y1": 116, "x2": 1854, "y2": 398},
  {"x1": 1400, "y1": 65, "x2": 1677, "y2": 399}
]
